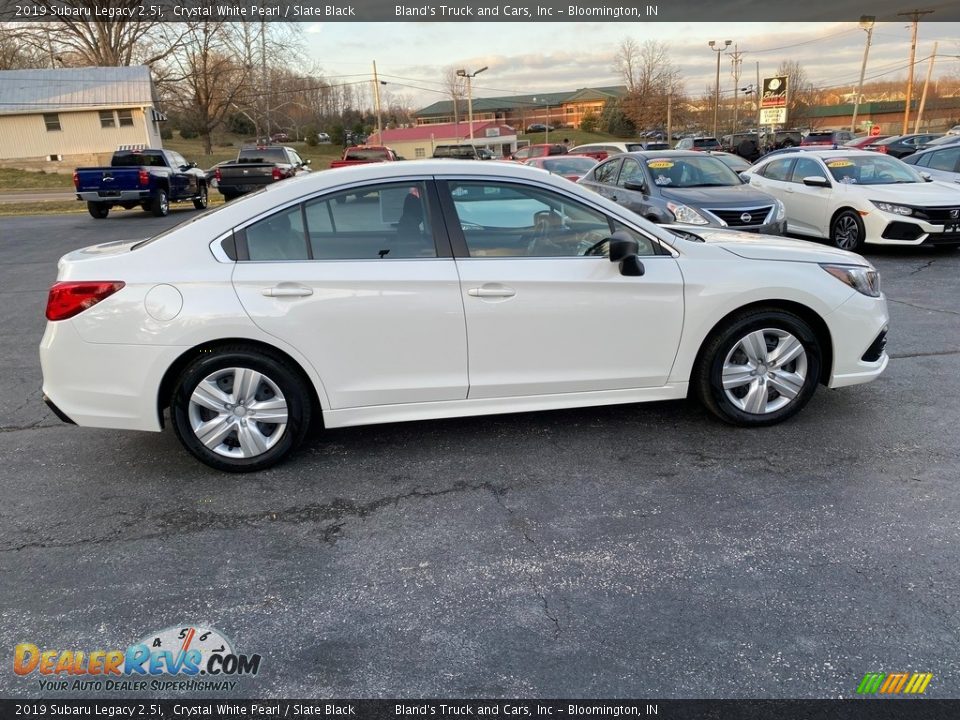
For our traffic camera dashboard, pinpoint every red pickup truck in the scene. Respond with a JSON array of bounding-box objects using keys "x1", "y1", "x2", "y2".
[{"x1": 330, "y1": 146, "x2": 400, "y2": 169}]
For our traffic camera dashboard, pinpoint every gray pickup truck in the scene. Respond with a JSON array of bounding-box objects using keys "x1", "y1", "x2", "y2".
[{"x1": 214, "y1": 145, "x2": 311, "y2": 200}]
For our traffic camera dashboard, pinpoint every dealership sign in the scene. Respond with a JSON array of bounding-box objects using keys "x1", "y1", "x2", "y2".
[{"x1": 760, "y1": 76, "x2": 788, "y2": 125}]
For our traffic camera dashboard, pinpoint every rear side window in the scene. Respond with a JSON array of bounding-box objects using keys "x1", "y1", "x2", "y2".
[
  {"x1": 760, "y1": 158, "x2": 793, "y2": 181},
  {"x1": 244, "y1": 206, "x2": 309, "y2": 261},
  {"x1": 304, "y1": 182, "x2": 435, "y2": 260},
  {"x1": 928, "y1": 147, "x2": 960, "y2": 172}
]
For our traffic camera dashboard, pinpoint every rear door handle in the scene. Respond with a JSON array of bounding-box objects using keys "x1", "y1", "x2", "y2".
[
  {"x1": 262, "y1": 285, "x2": 313, "y2": 297},
  {"x1": 468, "y1": 285, "x2": 516, "y2": 298}
]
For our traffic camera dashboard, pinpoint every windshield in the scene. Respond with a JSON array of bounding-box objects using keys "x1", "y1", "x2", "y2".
[
  {"x1": 713, "y1": 154, "x2": 751, "y2": 171},
  {"x1": 645, "y1": 155, "x2": 742, "y2": 187},
  {"x1": 823, "y1": 156, "x2": 924, "y2": 185},
  {"x1": 541, "y1": 157, "x2": 597, "y2": 174}
]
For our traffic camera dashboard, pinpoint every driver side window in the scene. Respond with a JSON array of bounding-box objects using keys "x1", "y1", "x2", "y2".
[{"x1": 447, "y1": 181, "x2": 656, "y2": 258}]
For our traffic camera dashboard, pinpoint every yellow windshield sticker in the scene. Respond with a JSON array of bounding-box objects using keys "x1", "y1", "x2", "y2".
[
  {"x1": 827, "y1": 159, "x2": 855, "y2": 168},
  {"x1": 647, "y1": 160, "x2": 675, "y2": 169}
]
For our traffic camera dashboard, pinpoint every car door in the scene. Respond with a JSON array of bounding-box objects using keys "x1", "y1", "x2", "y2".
[
  {"x1": 611, "y1": 157, "x2": 656, "y2": 218},
  {"x1": 438, "y1": 178, "x2": 684, "y2": 398},
  {"x1": 748, "y1": 158, "x2": 801, "y2": 229},
  {"x1": 580, "y1": 157, "x2": 622, "y2": 201},
  {"x1": 924, "y1": 147, "x2": 960, "y2": 183},
  {"x1": 785, "y1": 156, "x2": 833, "y2": 237},
  {"x1": 165, "y1": 151, "x2": 191, "y2": 199},
  {"x1": 231, "y1": 179, "x2": 468, "y2": 409}
]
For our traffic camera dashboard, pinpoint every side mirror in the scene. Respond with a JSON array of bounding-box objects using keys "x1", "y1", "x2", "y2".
[
  {"x1": 739, "y1": 172, "x2": 750, "y2": 183},
  {"x1": 802, "y1": 176, "x2": 831, "y2": 188},
  {"x1": 607, "y1": 231, "x2": 646, "y2": 277},
  {"x1": 920, "y1": 171, "x2": 933, "y2": 182},
  {"x1": 623, "y1": 180, "x2": 647, "y2": 193},
  {"x1": 304, "y1": 159, "x2": 312, "y2": 166},
  {"x1": 188, "y1": 162, "x2": 198, "y2": 169},
  {"x1": 608, "y1": 231, "x2": 639, "y2": 262}
]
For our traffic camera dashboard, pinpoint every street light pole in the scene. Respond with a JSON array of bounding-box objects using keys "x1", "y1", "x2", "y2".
[
  {"x1": 457, "y1": 66, "x2": 488, "y2": 141},
  {"x1": 851, "y1": 15, "x2": 875, "y2": 134},
  {"x1": 709, "y1": 40, "x2": 731, "y2": 139}
]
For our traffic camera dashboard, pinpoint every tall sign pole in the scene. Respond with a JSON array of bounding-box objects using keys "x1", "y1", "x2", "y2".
[
  {"x1": 851, "y1": 16, "x2": 875, "y2": 133},
  {"x1": 898, "y1": 8, "x2": 934, "y2": 135}
]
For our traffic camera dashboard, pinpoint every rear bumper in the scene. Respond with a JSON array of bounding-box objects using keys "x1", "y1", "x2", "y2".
[
  {"x1": 77, "y1": 190, "x2": 150, "y2": 203},
  {"x1": 40, "y1": 320, "x2": 186, "y2": 432}
]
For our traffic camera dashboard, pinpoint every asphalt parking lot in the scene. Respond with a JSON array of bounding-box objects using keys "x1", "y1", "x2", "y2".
[{"x1": 1, "y1": 210, "x2": 958, "y2": 699}]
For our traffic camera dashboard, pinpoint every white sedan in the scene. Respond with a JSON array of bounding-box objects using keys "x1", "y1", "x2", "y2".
[
  {"x1": 40, "y1": 161, "x2": 889, "y2": 471},
  {"x1": 744, "y1": 149, "x2": 960, "y2": 251}
]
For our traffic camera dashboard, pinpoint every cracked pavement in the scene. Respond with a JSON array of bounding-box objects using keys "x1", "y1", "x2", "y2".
[{"x1": 1, "y1": 214, "x2": 959, "y2": 699}]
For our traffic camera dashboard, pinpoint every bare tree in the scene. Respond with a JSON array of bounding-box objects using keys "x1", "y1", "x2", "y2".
[
  {"x1": 614, "y1": 38, "x2": 681, "y2": 132},
  {"x1": 16, "y1": 1, "x2": 184, "y2": 67},
  {"x1": 162, "y1": 22, "x2": 251, "y2": 155},
  {"x1": 0, "y1": 24, "x2": 48, "y2": 69},
  {"x1": 443, "y1": 66, "x2": 467, "y2": 124}
]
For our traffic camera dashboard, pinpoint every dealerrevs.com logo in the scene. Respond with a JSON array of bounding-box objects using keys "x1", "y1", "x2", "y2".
[{"x1": 13, "y1": 626, "x2": 261, "y2": 693}]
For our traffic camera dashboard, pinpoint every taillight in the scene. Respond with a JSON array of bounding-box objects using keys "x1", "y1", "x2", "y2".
[
  {"x1": 272, "y1": 167, "x2": 284, "y2": 181},
  {"x1": 214, "y1": 168, "x2": 222, "y2": 182},
  {"x1": 138, "y1": 169, "x2": 149, "y2": 186},
  {"x1": 72, "y1": 171, "x2": 79, "y2": 189},
  {"x1": 46, "y1": 281, "x2": 125, "y2": 321}
]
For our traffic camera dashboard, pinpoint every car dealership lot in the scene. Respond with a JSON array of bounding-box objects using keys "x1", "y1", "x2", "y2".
[{"x1": 1, "y1": 212, "x2": 959, "y2": 697}]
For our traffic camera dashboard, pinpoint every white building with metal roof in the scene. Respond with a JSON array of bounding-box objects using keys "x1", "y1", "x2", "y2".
[{"x1": 0, "y1": 66, "x2": 165, "y2": 172}]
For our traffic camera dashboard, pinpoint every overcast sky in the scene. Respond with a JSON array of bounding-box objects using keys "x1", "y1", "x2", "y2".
[{"x1": 303, "y1": 21, "x2": 960, "y2": 110}]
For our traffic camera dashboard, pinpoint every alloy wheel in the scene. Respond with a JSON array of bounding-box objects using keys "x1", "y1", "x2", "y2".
[{"x1": 833, "y1": 215, "x2": 861, "y2": 250}]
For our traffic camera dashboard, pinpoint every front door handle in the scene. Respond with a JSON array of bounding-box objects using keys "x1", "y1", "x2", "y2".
[
  {"x1": 262, "y1": 285, "x2": 313, "y2": 298},
  {"x1": 468, "y1": 285, "x2": 516, "y2": 298}
]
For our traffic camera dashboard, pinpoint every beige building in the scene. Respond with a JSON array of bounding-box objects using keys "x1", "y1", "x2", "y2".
[{"x1": 0, "y1": 66, "x2": 165, "y2": 173}]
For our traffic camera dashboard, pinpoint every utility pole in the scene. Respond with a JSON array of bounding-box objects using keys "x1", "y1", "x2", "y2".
[
  {"x1": 709, "y1": 40, "x2": 732, "y2": 139},
  {"x1": 898, "y1": 8, "x2": 934, "y2": 134},
  {"x1": 372, "y1": 60, "x2": 383, "y2": 140},
  {"x1": 729, "y1": 44, "x2": 744, "y2": 138},
  {"x1": 755, "y1": 62, "x2": 761, "y2": 145},
  {"x1": 851, "y1": 15, "x2": 875, "y2": 134},
  {"x1": 261, "y1": 20, "x2": 270, "y2": 140},
  {"x1": 666, "y1": 91, "x2": 672, "y2": 145},
  {"x1": 457, "y1": 66, "x2": 488, "y2": 142},
  {"x1": 914, "y1": 41, "x2": 938, "y2": 132}
]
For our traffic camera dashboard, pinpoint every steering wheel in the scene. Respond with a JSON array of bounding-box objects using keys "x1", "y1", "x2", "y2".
[{"x1": 582, "y1": 238, "x2": 610, "y2": 256}]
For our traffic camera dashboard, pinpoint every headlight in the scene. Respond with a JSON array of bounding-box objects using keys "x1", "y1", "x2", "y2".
[
  {"x1": 666, "y1": 202, "x2": 709, "y2": 225},
  {"x1": 774, "y1": 198, "x2": 786, "y2": 221},
  {"x1": 871, "y1": 200, "x2": 913, "y2": 216},
  {"x1": 820, "y1": 263, "x2": 881, "y2": 298}
]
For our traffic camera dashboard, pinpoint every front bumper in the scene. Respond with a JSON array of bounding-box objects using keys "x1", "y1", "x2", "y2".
[
  {"x1": 77, "y1": 190, "x2": 150, "y2": 203},
  {"x1": 825, "y1": 291, "x2": 890, "y2": 389},
  {"x1": 866, "y1": 213, "x2": 960, "y2": 246}
]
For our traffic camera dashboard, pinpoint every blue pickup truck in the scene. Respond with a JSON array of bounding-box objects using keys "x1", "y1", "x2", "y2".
[{"x1": 73, "y1": 148, "x2": 208, "y2": 219}]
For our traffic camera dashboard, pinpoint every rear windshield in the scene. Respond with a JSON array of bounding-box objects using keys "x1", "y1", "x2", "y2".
[
  {"x1": 112, "y1": 152, "x2": 166, "y2": 167},
  {"x1": 805, "y1": 132, "x2": 835, "y2": 141},
  {"x1": 693, "y1": 138, "x2": 721, "y2": 148},
  {"x1": 625, "y1": 144, "x2": 645, "y2": 152},
  {"x1": 238, "y1": 148, "x2": 287, "y2": 163},
  {"x1": 344, "y1": 148, "x2": 390, "y2": 161}
]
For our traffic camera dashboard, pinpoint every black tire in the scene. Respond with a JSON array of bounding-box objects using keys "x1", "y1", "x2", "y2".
[
  {"x1": 830, "y1": 209, "x2": 866, "y2": 252},
  {"x1": 151, "y1": 188, "x2": 170, "y2": 217},
  {"x1": 170, "y1": 346, "x2": 313, "y2": 472},
  {"x1": 140, "y1": 202, "x2": 151, "y2": 212},
  {"x1": 87, "y1": 202, "x2": 109, "y2": 219},
  {"x1": 694, "y1": 308, "x2": 822, "y2": 427},
  {"x1": 193, "y1": 183, "x2": 209, "y2": 210}
]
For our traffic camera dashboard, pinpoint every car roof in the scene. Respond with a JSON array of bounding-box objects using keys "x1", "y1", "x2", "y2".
[
  {"x1": 761, "y1": 149, "x2": 878, "y2": 159},
  {"x1": 620, "y1": 150, "x2": 714, "y2": 159}
]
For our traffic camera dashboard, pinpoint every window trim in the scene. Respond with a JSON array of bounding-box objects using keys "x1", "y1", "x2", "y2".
[
  {"x1": 99, "y1": 110, "x2": 117, "y2": 129},
  {"x1": 434, "y1": 176, "x2": 673, "y2": 260},
  {"x1": 116, "y1": 109, "x2": 134, "y2": 127}
]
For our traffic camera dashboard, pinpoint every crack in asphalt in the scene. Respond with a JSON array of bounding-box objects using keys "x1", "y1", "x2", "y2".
[
  {"x1": 0, "y1": 481, "x2": 508, "y2": 554},
  {"x1": 890, "y1": 349, "x2": 960, "y2": 359},
  {"x1": 488, "y1": 486, "x2": 563, "y2": 638},
  {"x1": 888, "y1": 298, "x2": 960, "y2": 317},
  {"x1": 908, "y1": 259, "x2": 936, "y2": 276}
]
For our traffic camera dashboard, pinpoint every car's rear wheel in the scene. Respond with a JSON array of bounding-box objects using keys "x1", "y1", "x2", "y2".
[
  {"x1": 151, "y1": 188, "x2": 170, "y2": 217},
  {"x1": 695, "y1": 309, "x2": 821, "y2": 426},
  {"x1": 193, "y1": 183, "x2": 208, "y2": 210},
  {"x1": 830, "y1": 210, "x2": 865, "y2": 252},
  {"x1": 170, "y1": 347, "x2": 312, "y2": 472},
  {"x1": 87, "y1": 202, "x2": 109, "y2": 219}
]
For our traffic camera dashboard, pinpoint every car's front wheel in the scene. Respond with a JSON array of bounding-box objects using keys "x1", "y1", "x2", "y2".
[
  {"x1": 695, "y1": 309, "x2": 822, "y2": 426},
  {"x1": 830, "y1": 210, "x2": 865, "y2": 252},
  {"x1": 170, "y1": 347, "x2": 312, "y2": 472}
]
